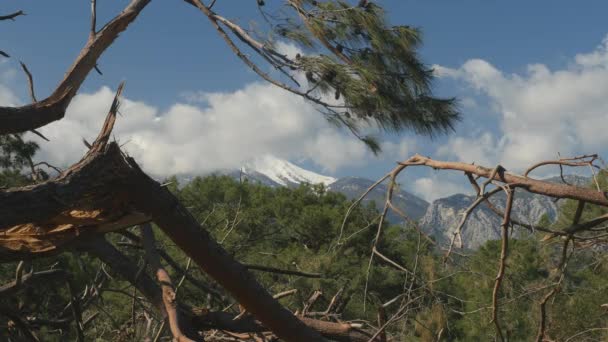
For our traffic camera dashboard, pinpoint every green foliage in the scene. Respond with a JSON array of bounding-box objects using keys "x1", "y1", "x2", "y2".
[
  {"x1": 264, "y1": 1, "x2": 460, "y2": 151},
  {"x1": 4, "y1": 172, "x2": 608, "y2": 340},
  {"x1": 176, "y1": 175, "x2": 404, "y2": 318},
  {"x1": 0, "y1": 134, "x2": 38, "y2": 171},
  {"x1": 0, "y1": 133, "x2": 38, "y2": 187}
]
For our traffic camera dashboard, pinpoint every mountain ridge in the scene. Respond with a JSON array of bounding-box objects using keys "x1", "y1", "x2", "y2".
[{"x1": 177, "y1": 157, "x2": 592, "y2": 248}]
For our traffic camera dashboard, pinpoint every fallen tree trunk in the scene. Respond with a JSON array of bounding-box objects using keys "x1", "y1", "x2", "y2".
[
  {"x1": 85, "y1": 236, "x2": 375, "y2": 341},
  {"x1": 0, "y1": 92, "x2": 325, "y2": 341}
]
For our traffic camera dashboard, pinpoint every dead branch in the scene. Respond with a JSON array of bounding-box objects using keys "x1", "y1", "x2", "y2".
[
  {"x1": 0, "y1": 10, "x2": 25, "y2": 21},
  {"x1": 0, "y1": 308, "x2": 40, "y2": 342},
  {"x1": 244, "y1": 263, "x2": 323, "y2": 278},
  {"x1": 399, "y1": 154, "x2": 608, "y2": 206},
  {"x1": 141, "y1": 224, "x2": 196, "y2": 342},
  {"x1": 90, "y1": 0, "x2": 97, "y2": 38},
  {"x1": 303, "y1": 290, "x2": 323, "y2": 315},
  {"x1": 490, "y1": 186, "x2": 514, "y2": 342},
  {"x1": 85, "y1": 237, "x2": 374, "y2": 341},
  {"x1": 19, "y1": 61, "x2": 37, "y2": 102},
  {"x1": 0, "y1": 0, "x2": 151, "y2": 135},
  {"x1": 0, "y1": 269, "x2": 65, "y2": 296},
  {"x1": 535, "y1": 237, "x2": 571, "y2": 342},
  {"x1": 524, "y1": 154, "x2": 599, "y2": 177},
  {"x1": 65, "y1": 276, "x2": 85, "y2": 342},
  {"x1": 0, "y1": 91, "x2": 325, "y2": 341},
  {"x1": 445, "y1": 186, "x2": 503, "y2": 258},
  {"x1": 115, "y1": 237, "x2": 226, "y2": 304},
  {"x1": 535, "y1": 200, "x2": 583, "y2": 341}
]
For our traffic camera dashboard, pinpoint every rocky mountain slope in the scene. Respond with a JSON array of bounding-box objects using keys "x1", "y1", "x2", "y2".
[
  {"x1": 180, "y1": 156, "x2": 591, "y2": 249},
  {"x1": 328, "y1": 176, "x2": 429, "y2": 221},
  {"x1": 419, "y1": 175, "x2": 590, "y2": 249}
]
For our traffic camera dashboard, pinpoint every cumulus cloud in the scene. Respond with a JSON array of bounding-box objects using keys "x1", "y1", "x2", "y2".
[
  {"x1": 0, "y1": 84, "x2": 18, "y2": 106},
  {"x1": 0, "y1": 63, "x2": 19, "y2": 106},
  {"x1": 412, "y1": 176, "x2": 469, "y2": 202},
  {"x1": 434, "y1": 34, "x2": 608, "y2": 172},
  {"x1": 382, "y1": 137, "x2": 418, "y2": 161},
  {"x1": 27, "y1": 82, "x2": 371, "y2": 177}
]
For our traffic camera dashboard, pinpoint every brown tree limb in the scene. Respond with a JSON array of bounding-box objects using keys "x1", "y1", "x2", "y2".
[
  {"x1": 244, "y1": 263, "x2": 323, "y2": 278},
  {"x1": 116, "y1": 239, "x2": 226, "y2": 304},
  {"x1": 0, "y1": 0, "x2": 151, "y2": 135},
  {"x1": 399, "y1": 154, "x2": 608, "y2": 207},
  {"x1": 491, "y1": 186, "x2": 515, "y2": 342},
  {"x1": 19, "y1": 61, "x2": 37, "y2": 103},
  {"x1": 65, "y1": 277, "x2": 85, "y2": 342},
  {"x1": 536, "y1": 200, "x2": 583, "y2": 341},
  {"x1": 0, "y1": 308, "x2": 40, "y2": 342},
  {"x1": 535, "y1": 237, "x2": 571, "y2": 342},
  {"x1": 85, "y1": 237, "x2": 373, "y2": 341},
  {"x1": 524, "y1": 154, "x2": 599, "y2": 177},
  {"x1": 141, "y1": 224, "x2": 196, "y2": 342},
  {"x1": 0, "y1": 269, "x2": 65, "y2": 296},
  {"x1": 90, "y1": 0, "x2": 97, "y2": 38},
  {"x1": 0, "y1": 91, "x2": 325, "y2": 340},
  {"x1": 0, "y1": 10, "x2": 25, "y2": 21},
  {"x1": 445, "y1": 186, "x2": 503, "y2": 258}
]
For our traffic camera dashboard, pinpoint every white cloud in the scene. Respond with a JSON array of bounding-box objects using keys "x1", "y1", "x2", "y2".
[
  {"x1": 435, "y1": 34, "x2": 608, "y2": 172},
  {"x1": 0, "y1": 84, "x2": 18, "y2": 106},
  {"x1": 0, "y1": 63, "x2": 19, "y2": 106},
  {"x1": 412, "y1": 176, "x2": 469, "y2": 202},
  {"x1": 436, "y1": 132, "x2": 496, "y2": 167},
  {"x1": 27, "y1": 82, "x2": 370, "y2": 177},
  {"x1": 382, "y1": 137, "x2": 418, "y2": 161}
]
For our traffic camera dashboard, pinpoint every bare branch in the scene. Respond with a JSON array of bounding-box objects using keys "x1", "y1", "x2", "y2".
[
  {"x1": 0, "y1": 0, "x2": 151, "y2": 135},
  {"x1": 399, "y1": 154, "x2": 608, "y2": 207},
  {"x1": 535, "y1": 237, "x2": 571, "y2": 342},
  {"x1": 90, "y1": 0, "x2": 97, "y2": 38},
  {"x1": 0, "y1": 308, "x2": 40, "y2": 342},
  {"x1": 524, "y1": 154, "x2": 599, "y2": 177},
  {"x1": 244, "y1": 263, "x2": 323, "y2": 278},
  {"x1": 19, "y1": 61, "x2": 37, "y2": 102},
  {"x1": 141, "y1": 224, "x2": 195, "y2": 342},
  {"x1": 0, "y1": 10, "x2": 25, "y2": 21},
  {"x1": 491, "y1": 186, "x2": 515, "y2": 342}
]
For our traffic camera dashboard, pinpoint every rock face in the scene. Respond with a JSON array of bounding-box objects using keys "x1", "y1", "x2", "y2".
[
  {"x1": 419, "y1": 175, "x2": 590, "y2": 249},
  {"x1": 180, "y1": 155, "x2": 592, "y2": 249},
  {"x1": 234, "y1": 173, "x2": 430, "y2": 222},
  {"x1": 328, "y1": 176, "x2": 430, "y2": 221}
]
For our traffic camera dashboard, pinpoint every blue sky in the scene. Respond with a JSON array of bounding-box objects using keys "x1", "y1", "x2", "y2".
[{"x1": 2, "y1": 1, "x2": 608, "y2": 200}]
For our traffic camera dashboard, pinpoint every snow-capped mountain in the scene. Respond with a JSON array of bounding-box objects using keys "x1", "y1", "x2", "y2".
[
  {"x1": 177, "y1": 155, "x2": 429, "y2": 221},
  {"x1": 241, "y1": 155, "x2": 337, "y2": 187},
  {"x1": 177, "y1": 156, "x2": 593, "y2": 250}
]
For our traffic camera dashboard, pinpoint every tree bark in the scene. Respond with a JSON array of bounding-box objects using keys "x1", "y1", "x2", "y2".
[
  {"x1": 86, "y1": 237, "x2": 373, "y2": 341},
  {"x1": 0, "y1": 0, "x2": 151, "y2": 134},
  {"x1": 1, "y1": 151, "x2": 323, "y2": 341},
  {"x1": 401, "y1": 154, "x2": 608, "y2": 206}
]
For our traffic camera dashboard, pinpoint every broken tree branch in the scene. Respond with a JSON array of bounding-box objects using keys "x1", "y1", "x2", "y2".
[
  {"x1": 491, "y1": 186, "x2": 514, "y2": 342},
  {"x1": 0, "y1": 0, "x2": 150, "y2": 134},
  {"x1": 399, "y1": 154, "x2": 608, "y2": 207},
  {"x1": 0, "y1": 10, "x2": 25, "y2": 21},
  {"x1": 141, "y1": 224, "x2": 196, "y2": 342},
  {"x1": 0, "y1": 89, "x2": 326, "y2": 341}
]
